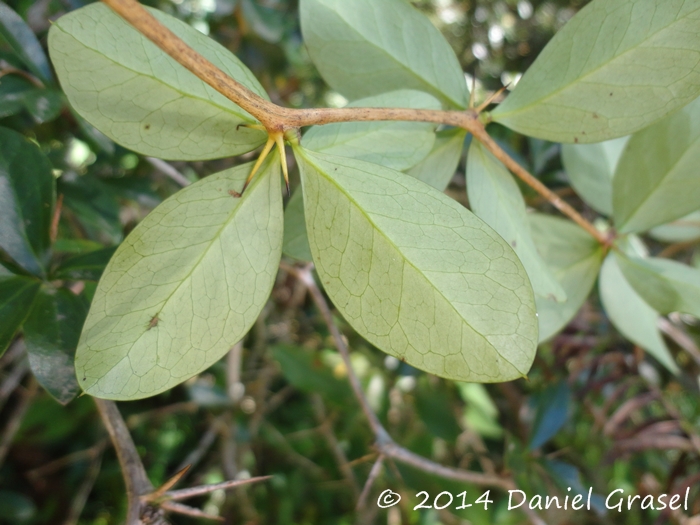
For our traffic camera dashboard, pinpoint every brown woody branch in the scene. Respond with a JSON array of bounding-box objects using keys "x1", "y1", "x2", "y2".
[{"x1": 100, "y1": 0, "x2": 608, "y2": 246}]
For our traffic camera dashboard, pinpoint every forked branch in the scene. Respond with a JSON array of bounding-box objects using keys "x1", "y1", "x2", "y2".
[{"x1": 100, "y1": 0, "x2": 609, "y2": 246}]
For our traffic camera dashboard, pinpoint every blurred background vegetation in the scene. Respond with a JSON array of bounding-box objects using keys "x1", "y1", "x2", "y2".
[{"x1": 2, "y1": 0, "x2": 700, "y2": 524}]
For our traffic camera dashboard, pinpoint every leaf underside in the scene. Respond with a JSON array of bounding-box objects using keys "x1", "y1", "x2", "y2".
[
  {"x1": 493, "y1": 0, "x2": 700, "y2": 143},
  {"x1": 49, "y1": 3, "x2": 267, "y2": 160},
  {"x1": 296, "y1": 149, "x2": 537, "y2": 383},
  {"x1": 76, "y1": 159, "x2": 283, "y2": 400}
]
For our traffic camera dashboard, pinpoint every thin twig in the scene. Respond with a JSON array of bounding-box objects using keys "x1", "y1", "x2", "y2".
[
  {"x1": 160, "y1": 501, "x2": 223, "y2": 521},
  {"x1": 356, "y1": 455, "x2": 384, "y2": 511},
  {"x1": 63, "y1": 442, "x2": 106, "y2": 525},
  {"x1": 145, "y1": 157, "x2": 191, "y2": 187},
  {"x1": 0, "y1": 359, "x2": 29, "y2": 413},
  {"x1": 312, "y1": 394, "x2": 360, "y2": 498},
  {"x1": 94, "y1": 399, "x2": 153, "y2": 524},
  {"x1": 164, "y1": 476, "x2": 272, "y2": 501},
  {"x1": 658, "y1": 317, "x2": 700, "y2": 367},
  {"x1": 0, "y1": 377, "x2": 38, "y2": 467},
  {"x1": 174, "y1": 418, "x2": 221, "y2": 475},
  {"x1": 100, "y1": 0, "x2": 607, "y2": 245}
]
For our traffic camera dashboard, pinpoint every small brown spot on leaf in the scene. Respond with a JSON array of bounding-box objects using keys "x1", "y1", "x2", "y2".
[
  {"x1": 609, "y1": 92, "x2": 613, "y2": 96},
  {"x1": 229, "y1": 190, "x2": 242, "y2": 198},
  {"x1": 574, "y1": 137, "x2": 579, "y2": 143},
  {"x1": 511, "y1": 241, "x2": 517, "y2": 248},
  {"x1": 148, "y1": 315, "x2": 159, "y2": 330},
  {"x1": 592, "y1": 113, "x2": 599, "y2": 119},
  {"x1": 144, "y1": 124, "x2": 151, "y2": 130}
]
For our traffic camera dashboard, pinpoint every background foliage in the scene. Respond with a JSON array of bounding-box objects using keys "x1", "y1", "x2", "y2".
[{"x1": 1, "y1": 0, "x2": 700, "y2": 524}]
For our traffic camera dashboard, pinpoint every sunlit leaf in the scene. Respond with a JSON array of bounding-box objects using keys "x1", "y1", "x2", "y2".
[
  {"x1": 599, "y1": 254, "x2": 678, "y2": 373},
  {"x1": 75, "y1": 159, "x2": 283, "y2": 400},
  {"x1": 24, "y1": 287, "x2": 86, "y2": 404},
  {"x1": 649, "y1": 211, "x2": 700, "y2": 243},
  {"x1": 48, "y1": 3, "x2": 268, "y2": 160},
  {"x1": 530, "y1": 214, "x2": 604, "y2": 342},
  {"x1": 300, "y1": 0, "x2": 468, "y2": 108},
  {"x1": 282, "y1": 188, "x2": 312, "y2": 263},
  {"x1": 617, "y1": 254, "x2": 700, "y2": 318},
  {"x1": 561, "y1": 136, "x2": 629, "y2": 215},
  {"x1": 295, "y1": 148, "x2": 537, "y2": 383},
  {"x1": 0, "y1": 126, "x2": 54, "y2": 277},
  {"x1": 303, "y1": 90, "x2": 439, "y2": 170},
  {"x1": 457, "y1": 382, "x2": 503, "y2": 439},
  {"x1": 613, "y1": 96, "x2": 700, "y2": 233},
  {"x1": 0, "y1": 1, "x2": 54, "y2": 83},
  {"x1": 492, "y1": 0, "x2": 700, "y2": 143},
  {"x1": 406, "y1": 128, "x2": 466, "y2": 191},
  {"x1": 467, "y1": 141, "x2": 566, "y2": 302},
  {"x1": 0, "y1": 276, "x2": 41, "y2": 356}
]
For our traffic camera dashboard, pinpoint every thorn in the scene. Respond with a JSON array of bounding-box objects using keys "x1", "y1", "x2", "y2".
[
  {"x1": 476, "y1": 84, "x2": 509, "y2": 114},
  {"x1": 241, "y1": 134, "x2": 276, "y2": 194},
  {"x1": 468, "y1": 75, "x2": 477, "y2": 109},
  {"x1": 236, "y1": 122, "x2": 266, "y2": 132},
  {"x1": 274, "y1": 132, "x2": 290, "y2": 196},
  {"x1": 142, "y1": 465, "x2": 191, "y2": 503}
]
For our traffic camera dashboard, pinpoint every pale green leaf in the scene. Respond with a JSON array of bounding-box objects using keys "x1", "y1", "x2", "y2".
[
  {"x1": 303, "y1": 90, "x2": 439, "y2": 171},
  {"x1": 75, "y1": 159, "x2": 283, "y2": 400},
  {"x1": 300, "y1": 0, "x2": 468, "y2": 108},
  {"x1": 49, "y1": 3, "x2": 267, "y2": 160},
  {"x1": 492, "y1": 0, "x2": 700, "y2": 143},
  {"x1": 467, "y1": 141, "x2": 566, "y2": 302},
  {"x1": 649, "y1": 211, "x2": 700, "y2": 243},
  {"x1": 561, "y1": 136, "x2": 629, "y2": 215},
  {"x1": 282, "y1": 187, "x2": 312, "y2": 262},
  {"x1": 613, "y1": 96, "x2": 700, "y2": 233},
  {"x1": 599, "y1": 254, "x2": 678, "y2": 373},
  {"x1": 617, "y1": 254, "x2": 700, "y2": 317},
  {"x1": 530, "y1": 214, "x2": 604, "y2": 342},
  {"x1": 295, "y1": 149, "x2": 537, "y2": 383},
  {"x1": 406, "y1": 128, "x2": 466, "y2": 191}
]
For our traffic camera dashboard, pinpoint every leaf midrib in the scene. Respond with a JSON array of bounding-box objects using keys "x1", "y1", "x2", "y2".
[
  {"x1": 53, "y1": 22, "x2": 260, "y2": 126},
  {"x1": 299, "y1": 149, "x2": 524, "y2": 373},
  {"x1": 494, "y1": 3, "x2": 699, "y2": 120}
]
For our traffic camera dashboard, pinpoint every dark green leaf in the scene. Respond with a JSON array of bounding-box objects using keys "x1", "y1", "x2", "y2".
[
  {"x1": 0, "y1": 126, "x2": 55, "y2": 277},
  {"x1": 21, "y1": 88, "x2": 64, "y2": 123},
  {"x1": 529, "y1": 381, "x2": 570, "y2": 450},
  {"x1": 0, "y1": 1, "x2": 54, "y2": 83},
  {"x1": 0, "y1": 74, "x2": 34, "y2": 118},
  {"x1": 0, "y1": 276, "x2": 41, "y2": 356},
  {"x1": 270, "y1": 345, "x2": 351, "y2": 403},
  {"x1": 414, "y1": 379, "x2": 461, "y2": 441},
  {"x1": 24, "y1": 287, "x2": 87, "y2": 404},
  {"x1": 54, "y1": 247, "x2": 117, "y2": 281}
]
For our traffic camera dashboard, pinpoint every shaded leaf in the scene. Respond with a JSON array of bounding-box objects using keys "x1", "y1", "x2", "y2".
[
  {"x1": 414, "y1": 378, "x2": 461, "y2": 442},
  {"x1": 54, "y1": 247, "x2": 118, "y2": 282},
  {"x1": 599, "y1": 253, "x2": 678, "y2": 373},
  {"x1": 529, "y1": 381, "x2": 570, "y2": 450},
  {"x1": 0, "y1": 276, "x2": 41, "y2": 356},
  {"x1": 613, "y1": 96, "x2": 700, "y2": 233},
  {"x1": 406, "y1": 128, "x2": 466, "y2": 191},
  {"x1": 467, "y1": 141, "x2": 566, "y2": 302},
  {"x1": 49, "y1": 3, "x2": 268, "y2": 160},
  {"x1": 21, "y1": 88, "x2": 64, "y2": 123},
  {"x1": 492, "y1": 0, "x2": 700, "y2": 143},
  {"x1": 0, "y1": 74, "x2": 34, "y2": 118},
  {"x1": 270, "y1": 345, "x2": 351, "y2": 403},
  {"x1": 295, "y1": 148, "x2": 537, "y2": 383},
  {"x1": 240, "y1": 0, "x2": 285, "y2": 43},
  {"x1": 300, "y1": 0, "x2": 468, "y2": 108},
  {"x1": 0, "y1": 1, "x2": 54, "y2": 83},
  {"x1": 649, "y1": 211, "x2": 700, "y2": 243},
  {"x1": 0, "y1": 126, "x2": 55, "y2": 277},
  {"x1": 561, "y1": 136, "x2": 629, "y2": 215},
  {"x1": 303, "y1": 90, "x2": 439, "y2": 171},
  {"x1": 75, "y1": 159, "x2": 283, "y2": 400},
  {"x1": 530, "y1": 214, "x2": 604, "y2": 342},
  {"x1": 24, "y1": 287, "x2": 86, "y2": 404},
  {"x1": 282, "y1": 187, "x2": 312, "y2": 263},
  {"x1": 617, "y1": 254, "x2": 700, "y2": 317},
  {"x1": 457, "y1": 382, "x2": 503, "y2": 439}
]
